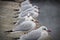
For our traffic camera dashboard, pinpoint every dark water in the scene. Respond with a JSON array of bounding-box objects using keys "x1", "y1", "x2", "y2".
[{"x1": 31, "y1": 1, "x2": 60, "y2": 40}]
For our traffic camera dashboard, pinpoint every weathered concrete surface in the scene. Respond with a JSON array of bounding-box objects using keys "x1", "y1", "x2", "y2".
[
  {"x1": 0, "y1": 1, "x2": 20, "y2": 40},
  {"x1": 15, "y1": 0, "x2": 24, "y2": 3},
  {"x1": 31, "y1": 1, "x2": 60, "y2": 40}
]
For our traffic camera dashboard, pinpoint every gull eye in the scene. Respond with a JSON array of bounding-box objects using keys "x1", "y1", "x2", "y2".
[
  {"x1": 31, "y1": 20, "x2": 34, "y2": 21},
  {"x1": 28, "y1": 16, "x2": 29, "y2": 17},
  {"x1": 43, "y1": 28, "x2": 46, "y2": 30}
]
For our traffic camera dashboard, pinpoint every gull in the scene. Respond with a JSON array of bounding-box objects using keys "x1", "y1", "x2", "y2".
[
  {"x1": 20, "y1": 4, "x2": 32, "y2": 12},
  {"x1": 14, "y1": 14, "x2": 37, "y2": 25},
  {"x1": 18, "y1": 0, "x2": 32, "y2": 12},
  {"x1": 5, "y1": 20, "x2": 36, "y2": 32},
  {"x1": 21, "y1": 0, "x2": 38, "y2": 9},
  {"x1": 21, "y1": 0, "x2": 31, "y2": 7},
  {"x1": 5, "y1": 15, "x2": 38, "y2": 32},
  {"x1": 12, "y1": 21, "x2": 36, "y2": 32},
  {"x1": 18, "y1": 0, "x2": 39, "y2": 14},
  {"x1": 18, "y1": 4, "x2": 38, "y2": 13},
  {"x1": 15, "y1": 0, "x2": 39, "y2": 18},
  {"x1": 18, "y1": 26, "x2": 51, "y2": 40},
  {"x1": 18, "y1": 6, "x2": 39, "y2": 18},
  {"x1": 14, "y1": 5, "x2": 39, "y2": 18}
]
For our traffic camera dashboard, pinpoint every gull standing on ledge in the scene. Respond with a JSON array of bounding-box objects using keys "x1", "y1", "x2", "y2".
[
  {"x1": 18, "y1": 26, "x2": 51, "y2": 40},
  {"x1": 14, "y1": 14, "x2": 37, "y2": 25},
  {"x1": 17, "y1": 0, "x2": 39, "y2": 19},
  {"x1": 5, "y1": 16, "x2": 38, "y2": 32}
]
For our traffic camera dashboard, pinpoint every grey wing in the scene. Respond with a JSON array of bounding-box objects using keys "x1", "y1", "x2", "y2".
[
  {"x1": 21, "y1": 30, "x2": 41, "y2": 40},
  {"x1": 20, "y1": 12, "x2": 28, "y2": 17},
  {"x1": 16, "y1": 18, "x2": 25, "y2": 25},
  {"x1": 21, "y1": 0, "x2": 30, "y2": 6},
  {"x1": 20, "y1": 6, "x2": 33, "y2": 17},
  {"x1": 13, "y1": 21, "x2": 35, "y2": 31},
  {"x1": 21, "y1": 5, "x2": 32, "y2": 12}
]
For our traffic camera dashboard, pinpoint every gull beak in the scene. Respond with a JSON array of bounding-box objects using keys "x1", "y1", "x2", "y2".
[
  {"x1": 35, "y1": 20, "x2": 39, "y2": 23},
  {"x1": 47, "y1": 30, "x2": 51, "y2": 32}
]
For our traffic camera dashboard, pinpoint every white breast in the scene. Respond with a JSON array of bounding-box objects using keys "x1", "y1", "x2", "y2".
[{"x1": 40, "y1": 30, "x2": 48, "y2": 38}]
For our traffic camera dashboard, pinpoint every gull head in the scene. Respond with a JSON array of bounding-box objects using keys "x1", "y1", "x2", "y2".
[{"x1": 39, "y1": 26, "x2": 51, "y2": 32}]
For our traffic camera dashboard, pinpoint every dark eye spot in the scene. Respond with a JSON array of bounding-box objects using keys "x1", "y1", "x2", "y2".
[
  {"x1": 43, "y1": 28, "x2": 46, "y2": 30},
  {"x1": 31, "y1": 20, "x2": 34, "y2": 21},
  {"x1": 28, "y1": 16, "x2": 29, "y2": 17}
]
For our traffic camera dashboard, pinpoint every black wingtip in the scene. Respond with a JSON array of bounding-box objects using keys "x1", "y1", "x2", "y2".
[
  {"x1": 14, "y1": 9, "x2": 19, "y2": 11},
  {"x1": 13, "y1": 37, "x2": 20, "y2": 39},
  {"x1": 13, "y1": 16, "x2": 19, "y2": 18},
  {"x1": 5, "y1": 30, "x2": 13, "y2": 32},
  {"x1": 13, "y1": 22, "x2": 17, "y2": 24}
]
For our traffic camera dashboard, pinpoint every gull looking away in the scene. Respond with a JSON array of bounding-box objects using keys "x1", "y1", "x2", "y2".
[
  {"x1": 15, "y1": 14, "x2": 36, "y2": 25},
  {"x1": 5, "y1": 18, "x2": 37, "y2": 32},
  {"x1": 12, "y1": 21, "x2": 36, "y2": 32},
  {"x1": 18, "y1": 6, "x2": 39, "y2": 18},
  {"x1": 17, "y1": 0, "x2": 39, "y2": 18}
]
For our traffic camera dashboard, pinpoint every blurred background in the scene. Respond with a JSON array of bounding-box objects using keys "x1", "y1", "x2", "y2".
[{"x1": 0, "y1": 0, "x2": 60, "y2": 40}]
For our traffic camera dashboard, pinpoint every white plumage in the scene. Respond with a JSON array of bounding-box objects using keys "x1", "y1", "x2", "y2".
[
  {"x1": 21, "y1": 0, "x2": 31, "y2": 7},
  {"x1": 15, "y1": 14, "x2": 36, "y2": 25},
  {"x1": 20, "y1": 5, "x2": 39, "y2": 12},
  {"x1": 18, "y1": 7, "x2": 39, "y2": 18},
  {"x1": 18, "y1": 0, "x2": 32, "y2": 12},
  {"x1": 12, "y1": 21, "x2": 36, "y2": 32},
  {"x1": 18, "y1": 26, "x2": 50, "y2": 40},
  {"x1": 17, "y1": 0, "x2": 39, "y2": 18}
]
